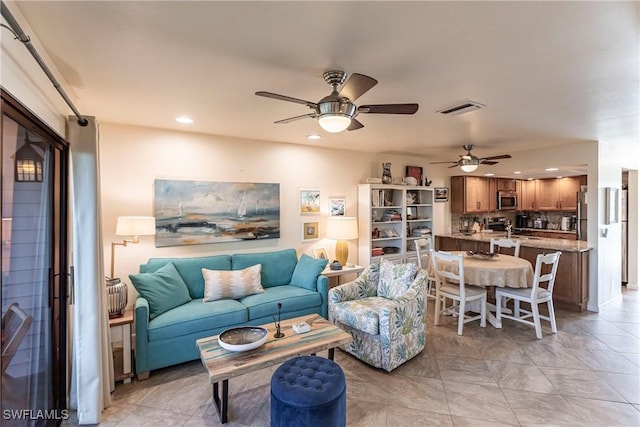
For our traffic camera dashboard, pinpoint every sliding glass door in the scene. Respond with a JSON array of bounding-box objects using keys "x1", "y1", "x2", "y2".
[{"x1": 1, "y1": 90, "x2": 69, "y2": 426}]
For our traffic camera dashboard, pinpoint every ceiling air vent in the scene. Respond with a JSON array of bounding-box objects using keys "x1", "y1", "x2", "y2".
[{"x1": 437, "y1": 100, "x2": 485, "y2": 116}]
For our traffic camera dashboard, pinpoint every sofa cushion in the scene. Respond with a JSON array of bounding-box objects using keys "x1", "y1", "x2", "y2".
[
  {"x1": 290, "y1": 254, "x2": 328, "y2": 291},
  {"x1": 202, "y1": 264, "x2": 264, "y2": 302},
  {"x1": 232, "y1": 249, "x2": 297, "y2": 288},
  {"x1": 240, "y1": 285, "x2": 322, "y2": 320},
  {"x1": 331, "y1": 297, "x2": 396, "y2": 335},
  {"x1": 129, "y1": 262, "x2": 191, "y2": 320},
  {"x1": 377, "y1": 258, "x2": 418, "y2": 299},
  {"x1": 140, "y1": 255, "x2": 232, "y2": 299},
  {"x1": 148, "y1": 299, "x2": 248, "y2": 342}
]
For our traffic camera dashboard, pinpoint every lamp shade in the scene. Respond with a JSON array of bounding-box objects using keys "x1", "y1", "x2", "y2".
[
  {"x1": 326, "y1": 217, "x2": 358, "y2": 240},
  {"x1": 115, "y1": 216, "x2": 156, "y2": 236}
]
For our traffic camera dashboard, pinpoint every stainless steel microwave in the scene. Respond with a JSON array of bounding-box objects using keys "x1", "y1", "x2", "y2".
[{"x1": 497, "y1": 191, "x2": 518, "y2": 210}]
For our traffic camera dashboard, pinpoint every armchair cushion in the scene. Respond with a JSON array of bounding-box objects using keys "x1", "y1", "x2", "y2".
[
  {"x1": 331, "y1": 296, "x2": 393, "y2": 335},
  {"x1": 377, "y1": 258, "x2": 418, "y2": 299}
]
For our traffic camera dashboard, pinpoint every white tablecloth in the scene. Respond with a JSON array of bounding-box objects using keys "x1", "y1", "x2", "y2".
[{"x1": 441, "y1": 251, "x2": 534, "y2": 289}]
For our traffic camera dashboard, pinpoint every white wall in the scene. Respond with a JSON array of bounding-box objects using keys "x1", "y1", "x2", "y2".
[
  {"x1": 0, "y1": 2, "x2": 69, "y2": 135},
  {"x1": 98, "y1": 122, "x2": 450, "y2": 304}
]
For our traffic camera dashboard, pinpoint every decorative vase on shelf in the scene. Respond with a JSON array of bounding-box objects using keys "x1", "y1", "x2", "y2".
[{"x1": 381, "y1": 162, "x2": 392, "y2": 184}]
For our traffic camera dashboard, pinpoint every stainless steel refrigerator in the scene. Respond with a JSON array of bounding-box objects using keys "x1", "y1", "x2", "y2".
[
  {"x1": 577, "y1": 191, "x2": 588, "y2": 241},
  {"x1": 622, "y1": 189, "x2": 628, "y2": 284}
]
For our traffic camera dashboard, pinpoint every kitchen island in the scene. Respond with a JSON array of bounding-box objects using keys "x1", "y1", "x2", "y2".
[{"x1": 435, "y1": 233, "x2": 592, "y2": 312}]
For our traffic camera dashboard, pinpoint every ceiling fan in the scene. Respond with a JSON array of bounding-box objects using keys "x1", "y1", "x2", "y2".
[
  {"x1": 431, "y1": 144, "x2": 512, "y2": 172},
  {"x1": 255, "y1": 70, "x2": 419, "y2": 133}
]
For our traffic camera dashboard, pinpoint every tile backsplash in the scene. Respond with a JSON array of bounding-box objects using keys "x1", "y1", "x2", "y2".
[{"x1": 452, "y1": 210, "x2": 577, "y2": 232}]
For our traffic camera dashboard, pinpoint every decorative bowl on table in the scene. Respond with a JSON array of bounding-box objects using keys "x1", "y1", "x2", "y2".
[
  {"x1": 466, "y1": 251, "x2": 499, "y2": 260},
  {"x1": 218, "y1": 326, "x2": 268, "y2": 352}
]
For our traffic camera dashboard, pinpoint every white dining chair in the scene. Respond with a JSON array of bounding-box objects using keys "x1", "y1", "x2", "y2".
[
  {"x1": 495, "y1": 251, "x2": 561, "y2": 339},
  {"x1": 490, "y1": 238, "x2": 521, "y2": 257},
  {"x1": 432, "y1": 251, "x2": 487, "y2": 335},
  {"x1": 415, "y1": 238, "x2": 436, "y2": 300}
]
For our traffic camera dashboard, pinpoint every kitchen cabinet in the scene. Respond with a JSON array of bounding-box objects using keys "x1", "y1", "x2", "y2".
[
  {"x1": 518, "y1": 246, "x2": 588, "y2": 312},
  {"x1": 534, "y1": 177, "x2": 581, "y2": 211},
  {"x1": 519, "y1": 180, "x2": 536, "y2": 210},
  {"x1": 535, "y1": 179, "x2": 559, "y2": 210},
  {"x1": 496, "y1": 178, "x2": 517, "y2": 192},
  {"x1": 451, "y1": 176, "x2": 490, "y2": 213},
  {"x1": 358, "y1": 184, "x2": 436, "y2": 266},
  {"x1": 557, "y1": 177, "x2": 581, "y2": 210}
]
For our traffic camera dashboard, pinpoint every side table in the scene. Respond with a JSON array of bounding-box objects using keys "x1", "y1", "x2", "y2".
[
  {"x1": 322, "y1": 264, "x2": 365, "y2": 287},
  {"x1": 109, "y1": 309, "x2": 134, "y2": 384}
]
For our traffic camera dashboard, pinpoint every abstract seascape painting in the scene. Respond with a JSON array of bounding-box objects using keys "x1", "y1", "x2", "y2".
[{"x1": 154, "y1": 179, "x2": 280, "y2": 247}]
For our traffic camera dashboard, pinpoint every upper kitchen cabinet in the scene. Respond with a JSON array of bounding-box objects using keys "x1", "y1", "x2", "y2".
[
  {"x1": 495, "y1": 178, "x2": 517, "y2": 192},
  {"x1": 535, "y1": 177, "x2": 581, "y2": 211},
  {"x1": 520, "y1": 179, "x2": 536, "y2": 210},
  {"x1": 451, "y1": 176, "x2": 490, "y2": 213}
]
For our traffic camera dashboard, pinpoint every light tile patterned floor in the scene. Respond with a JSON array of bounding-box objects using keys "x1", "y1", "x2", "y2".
[{"x1": 64, "y1": 288, "x2": 640, "y2": 426}]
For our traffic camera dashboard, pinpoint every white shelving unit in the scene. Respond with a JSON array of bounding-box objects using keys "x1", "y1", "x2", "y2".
[{"x1": 358, "y1": 184, "x2": 435, "y2": 266}]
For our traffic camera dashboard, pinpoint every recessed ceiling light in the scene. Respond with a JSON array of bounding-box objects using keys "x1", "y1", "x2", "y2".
[
  {"x1": 307, "y1": 134, "x2": 322, "y2": 140},
  {"x1": 176, "y1": 116, "x2": 194, "y2": 124},
  {"x1": 514, "y1": 171, "x2": 522, "y2": 175},
  {"x1": 545, "y1": 167, "x2": 559, "y2": 172},
  {"x1": 484, "y1": 173, "x2": 495, "y2": 177}
]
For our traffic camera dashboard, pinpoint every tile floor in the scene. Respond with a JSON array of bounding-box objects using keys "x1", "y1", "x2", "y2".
[{"x1": 64, "y1": 288, "x2": 639, "y2": 426}]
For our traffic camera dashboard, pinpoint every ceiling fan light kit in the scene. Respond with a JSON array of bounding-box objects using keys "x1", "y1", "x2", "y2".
[{"x1": 256, "y1": 70, "x2": 418, "y2": 133}]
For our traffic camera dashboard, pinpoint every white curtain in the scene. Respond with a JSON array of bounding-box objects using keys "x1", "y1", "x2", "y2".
[{"x1": 67, "y1": 116, "x2": 113, "y2": 424}]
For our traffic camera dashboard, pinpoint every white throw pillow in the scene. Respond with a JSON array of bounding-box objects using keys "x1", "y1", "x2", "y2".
[{"x1": 202, "y1": 264, "x2": 264, "y2": 302}]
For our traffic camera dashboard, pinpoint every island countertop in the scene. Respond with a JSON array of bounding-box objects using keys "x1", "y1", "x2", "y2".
[{"x1": 436, "y1": 232, "x2": 592, "y2": 253}]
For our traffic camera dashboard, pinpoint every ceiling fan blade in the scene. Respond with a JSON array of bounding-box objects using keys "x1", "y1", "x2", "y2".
[
  {"x1": 274, "y1": 113, "x2": 316, "y2": 124},
  {"x1": 347, "y1": 118, "x2": 364, "y2": 131},
  {"x1": 358, "y1": 104, "x2": 419, "y2": 114},
  {"x1": 448, "y1": 164, "x2": 461, "y2": 168},
  {"x1": 481, "y1": 154, "x2": 512, "y2": 161},
  {"x1": 430, "y1": 161, "x2": 459, "y2": 165},
  {"x1": 255, "y1": 91, "x2": 317, "y2": 108},
  {"x1": 338, "y1": 73, "x2": 378, "y2": 102},
  {"x1": 481, "y1": 161, "x2": 499, "y2": 165}
]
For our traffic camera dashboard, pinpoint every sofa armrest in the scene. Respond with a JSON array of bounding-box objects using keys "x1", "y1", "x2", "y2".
[
  {"x1": 316, "y1": 275, "x2": 329, "y2": 319},
  {"x1": 328, "y1": 264, "x2": 379, "y2": 304},
  {"x1": 134, "y1": 296, "x2": 150, "y2": 376}
]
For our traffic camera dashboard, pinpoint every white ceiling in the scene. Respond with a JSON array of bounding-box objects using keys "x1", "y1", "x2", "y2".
[{"x1": 7, "y1": 1, "x2": 639, "y2": 170}]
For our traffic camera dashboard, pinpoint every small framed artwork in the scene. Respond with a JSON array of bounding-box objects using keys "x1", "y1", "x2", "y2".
[
  {"x1": 405, "y1": 166, "x2": 423, "y2": 185},
  {"x1": 302, "y1": 221, "x2": 319, "y2": 241},
  {"x1": 312, "y1": 247, "x2": 328, "y2": 260},
  {"x1": 434, "y1": 187, "x2": 449, "y2": 202},
  {"x1": 300, "y1": 189, "x2": 321, "y2": 215},
  {"x1": 329, "y1": 196, "x2": 346, "y2": 216}
]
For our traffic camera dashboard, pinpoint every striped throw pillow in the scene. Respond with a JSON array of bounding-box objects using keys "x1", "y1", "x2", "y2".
[{"x1": 202, "y1": 264, "x2": 264, "y2": 302}]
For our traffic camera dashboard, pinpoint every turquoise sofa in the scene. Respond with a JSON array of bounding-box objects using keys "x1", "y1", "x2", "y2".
[{"x1": 132, "y1": 249, "x2": 328, "y2": 379}]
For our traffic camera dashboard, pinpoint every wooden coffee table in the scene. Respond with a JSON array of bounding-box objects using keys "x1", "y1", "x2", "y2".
[{"x1": 196, "y1": 315, "x2": 352, "y2": 424}]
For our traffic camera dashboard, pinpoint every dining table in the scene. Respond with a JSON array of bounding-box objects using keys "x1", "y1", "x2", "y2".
[{"x1": 436, "y1": 250, "x2": 534, "y2": 328}]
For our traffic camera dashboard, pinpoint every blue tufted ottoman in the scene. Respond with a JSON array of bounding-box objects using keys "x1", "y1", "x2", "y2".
[{"x1": 270, "y1": 355, "x2": 346, "y2": 427}]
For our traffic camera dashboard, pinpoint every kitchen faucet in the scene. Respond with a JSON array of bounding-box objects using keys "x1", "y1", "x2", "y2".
[{"x1": 506, "y1": 220, "x2": 513, "y2": 239}]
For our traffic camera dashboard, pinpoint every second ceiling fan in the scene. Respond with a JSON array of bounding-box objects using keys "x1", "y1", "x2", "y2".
[
  {"x1": 431, "y1": 145, "x2": 512, "y2": 172},
  {"x1": 255, "y1": 70, "x2": 419, "y2": 133}
]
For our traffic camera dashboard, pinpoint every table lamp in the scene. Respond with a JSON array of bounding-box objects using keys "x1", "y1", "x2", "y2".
[
  {"x1": 108, "y1": 216, "x2": 155, "y2": 317},
  {"x1": 326, "y1": 217, "x2": 358, "y2": 266}
]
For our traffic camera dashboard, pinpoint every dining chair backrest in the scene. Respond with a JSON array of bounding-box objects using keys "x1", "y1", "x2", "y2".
[
  {"x1": 432, "y1": 251, "x2": 466, "y2": 297},
  {"x1": 490, "y1": 238, "x2": 521, "y2": 257},
  {"x1": 530, "y1": 251, "x2": 562, "y2": 297},
  {"x1": 2, "y1": 303, "x2": 33, "y2": 373},
  {"x1": 414, "y1": 238, "x2": 433, "y2": 269}
]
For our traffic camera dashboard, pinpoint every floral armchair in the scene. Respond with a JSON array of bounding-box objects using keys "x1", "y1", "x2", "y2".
[{"x1": 328, "y1": 260, "x2": 428, "y2": 372}]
